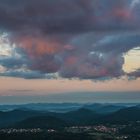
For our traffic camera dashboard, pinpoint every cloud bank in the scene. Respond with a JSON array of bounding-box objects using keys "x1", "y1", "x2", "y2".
[{"x1": 0, "y1": 0, "x2": 140, "y2": 79}]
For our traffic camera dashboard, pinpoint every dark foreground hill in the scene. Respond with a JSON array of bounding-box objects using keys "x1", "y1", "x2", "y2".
[
  {"x1": 58, "y1": 108, "x2": 101, "y2": 125},
  {"x1": 99, "y1": 107, "x2": 140, "y2": 124},
  {"x1": 0, "y1": 109, "x2": 49, "y2": 127},
  {"x1": 15, "y1": 107, "x2": 140, "y2": 128},
  {"x1": 14, "y1": 116, "x2": 68, "y2": 129},
  {"x1": 12, "y1": 108, "x2": 101, "y2": 128},
  {"x1": 0, "y1": 106, "x2": 140, "y2": 128}
]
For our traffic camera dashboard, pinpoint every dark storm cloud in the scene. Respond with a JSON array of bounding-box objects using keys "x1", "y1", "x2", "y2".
[
  {"x1": 0, "y1": 0, "x2": 140, "y2": 79},
  {"x1": 127, "y1": 69, "x2": 140, "y2": 78},
  {"x1": 59, "y1": 52, "x2": 125, "y2": 79},
  {"x1": 0, "y1": 0, "x2": 137, "y2": 34},
  {"x1": 94, "y1": 33, "x2": 140, "y2": 53},
  {"x1": 0, "y1": 0, "x2": 94, "y2": 33}
]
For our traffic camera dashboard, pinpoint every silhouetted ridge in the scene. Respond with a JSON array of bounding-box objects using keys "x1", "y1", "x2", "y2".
[
  {"x1": 100, "y1": 107, "x2": 140, "y2": 124},
  {"x1": 15, "y1": 116, "x2": 67, "y2": 129}
]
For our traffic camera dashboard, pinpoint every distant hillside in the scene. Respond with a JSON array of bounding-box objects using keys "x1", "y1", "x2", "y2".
[
  {"x1": 0, "y1": 103, "x2": 138, "y2": 113},
  {"x1": 0, "y1": 103, "x2": 82, "y2": 112},
  {"x1": 84, "y1": 104, "x2": 125, "y2": 114}
]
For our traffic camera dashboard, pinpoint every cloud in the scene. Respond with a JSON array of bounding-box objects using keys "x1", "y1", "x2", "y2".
[
  {"x1": 94, "y1": 33, "x2": 140, "y2": 53},
  {"x1": 0, "y1": 70, "x2": 45, "y2": 79},
  {"x1": 0, "y1": 0, "x2": 138, "y2": 34},
  {"x1": 127, "y1": 68, "x2": 140, "y2": 78},
  {"x1": 0, "y1": 0, "x2": 140, "y2": 79}
]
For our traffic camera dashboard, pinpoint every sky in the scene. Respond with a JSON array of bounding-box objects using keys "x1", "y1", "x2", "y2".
[{"x1": 0, "y1": 0, "x2": 140, "y2": 104}]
